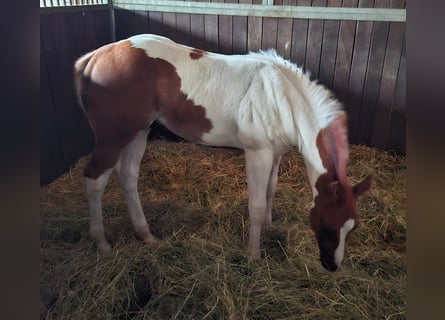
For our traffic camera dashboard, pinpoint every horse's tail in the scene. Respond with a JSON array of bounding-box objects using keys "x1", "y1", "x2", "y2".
[{"x1": 73, "y1": 51, "x2": 95, "y2": 111}]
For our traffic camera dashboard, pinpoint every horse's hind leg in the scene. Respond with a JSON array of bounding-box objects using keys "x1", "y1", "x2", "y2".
[
  {"x1": 86, "y1": 167, "x2": 113, "y2": 254},
  {"x1": 84, "y1": 134, "x2": 138, "y2": 254},
  {"x1": 115, "y1": 129, "x2": 157, "y2": 244}
]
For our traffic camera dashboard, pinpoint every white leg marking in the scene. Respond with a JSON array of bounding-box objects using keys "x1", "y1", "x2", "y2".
[
  {"x1": 334, "y1": 218, "x2": 355, "y2": 268},
  {"x1": 115, "y1": 130, "x2": 157, "y2": 244},
  {"x1": 86, "y1": 169, "x2": 113, "y2": 254},
  {"x1": 245, "y1": 148, "x2": 275, "y2": 259}
]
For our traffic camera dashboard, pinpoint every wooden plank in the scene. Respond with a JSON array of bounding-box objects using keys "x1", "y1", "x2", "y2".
[
  {"x1": 114, "y1": 9, "x2": 136, "y2": 40},
  {"x1": 232, "y1": 0, "x2": 250, "y2": 54},
  {"x1": 318, "y1": 0, "x2": 341, "y2": 88},
  {"x1": 261, "y1": 17, "x2": 278, "y2": 50},
  {"x1": 84, "y1": 9, "x2": 113, "y2": 50},
  {"x1": 355, "y1": 0, "x2": 390, "y2": 146},
  {"x1": 347, "y1": 0, "x2": 374, "y2": 142},
  {"x1": 40, "y1": 33, "x2": 64, "y2": 185},
  {"x1": 261, "y1": 0, "x2": 281, "y2": 51},
  {"x1": 218, "y1": 0, "x2": 233, "y2": 54},
  {"x1": 132, "y1": 10, "x2": 150, "y2": 34},
  {"x1": 371, "y1": 19, "x2": 405, "y2": 148},
  {"x1": 388, "y1": 37, "x2": 405, "y2": 154},
  {"x1": 305, "y1": 0, "x2": 326, "y2": 80},
  {"x1": 176, "y1": 11, "x2": 192, "y2": 45},
  {"x1": 332, "y1": 0, "x2": 358, "y2": 103},
  {"x1": 162, "y1": 11, "x2": 177, "y2": 40},
  {"x1": 148, "y1": 11, "x2": 163, "y2": 36},
  {"x1": 276, "y1": 0, "x2": 295, "y2": 59},
  {"x1": 247, "y1": 0, "x2": 263, "y2": 52},
  {"x1": 204, "y1": 0, "x2": 219, "y2": 51},
  {"x1": 40, "y1": 13, "x2": 86, "y2": 171},
  {"x1": 290, "y1": 0, "x2": 311, "y2": 68},
  {"x1": 190, "y1": 1, "x2": 206, "y2": 49},
  {"x1": 112, "y1": 1, "x2": 406, "y2": 22}
]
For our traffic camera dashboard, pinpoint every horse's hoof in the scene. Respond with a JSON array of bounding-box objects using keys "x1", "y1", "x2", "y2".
[
  {"x1": 97, "y1": 242, "x2": 112, "y2": 255},
  {"x1": 143, "y1": 235, "x2": 159, "y2": 246}
]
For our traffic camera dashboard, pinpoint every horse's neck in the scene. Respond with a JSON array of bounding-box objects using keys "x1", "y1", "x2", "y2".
[{"x1": 278, "y1": 69, "x2": 345, "y2": 200}]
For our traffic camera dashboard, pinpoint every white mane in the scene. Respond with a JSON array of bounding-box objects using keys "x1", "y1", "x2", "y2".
[{"x1": 248, "y1": 49, "x2": 344, "y2": 130}]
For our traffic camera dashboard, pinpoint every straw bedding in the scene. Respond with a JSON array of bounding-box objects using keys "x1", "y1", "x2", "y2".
[{"x1": 40, "y1": 139, "x2": 406, "y2": 319}]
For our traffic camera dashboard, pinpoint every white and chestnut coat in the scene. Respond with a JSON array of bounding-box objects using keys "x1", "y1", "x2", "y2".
[{"x1": 74, "y1": 34, "x2": 372, "y2": 271}]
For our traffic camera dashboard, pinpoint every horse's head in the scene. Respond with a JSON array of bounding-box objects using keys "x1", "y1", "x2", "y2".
[
  {"x1": 309, "y1": 174, "x2": 372, "y2": 271},
  {"x1": 310, "y1": 113, "x2": 372, "y2": 271}
]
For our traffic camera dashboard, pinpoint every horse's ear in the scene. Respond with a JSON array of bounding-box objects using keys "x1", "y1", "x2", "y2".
[
  {"x1": 353, "y1": 175, "x2": 373, "y2": 198},
  {"x1": 326, "y1": 114, "x2": 349, "y2": 184}
]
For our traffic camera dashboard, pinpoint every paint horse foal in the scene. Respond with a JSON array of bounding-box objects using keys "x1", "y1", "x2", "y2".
[{"x1": 74, "y1": 34, "x2": 371, "y2": 271}]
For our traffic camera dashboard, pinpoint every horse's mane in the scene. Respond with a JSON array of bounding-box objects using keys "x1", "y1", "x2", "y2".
[
  {"x1": 248, "y1": 49, "x2": 344, "y2": 130},
  {"x1": 249, "y1": 49, "x2": 349, "y2": 182}
]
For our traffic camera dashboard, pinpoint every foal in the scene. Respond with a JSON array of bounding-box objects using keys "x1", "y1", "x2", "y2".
[{"x1": 74, "y1": 34, "x2": 371, "y2": 271}]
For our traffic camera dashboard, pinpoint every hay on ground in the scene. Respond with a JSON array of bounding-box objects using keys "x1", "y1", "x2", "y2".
[{"x1": 40, "y1": 139, "x2": 406, "y2": 319}]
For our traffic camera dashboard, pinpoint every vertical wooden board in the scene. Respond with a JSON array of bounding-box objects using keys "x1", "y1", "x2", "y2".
[
  {"x1": 290, "y1": 0, "x2": 311, "y2": 68},
  {"x1": 149, "y1": 11, "x2": 164, "y2": 36},
  {"x1": 305, "y1": 0, "x2": 326, "y2": 80},
  {"x1": 40, "y1": 33, "x2": 64, "y2": 185},
  {"x1": 355, "y1": 0, "x2": 390, "y2": 145},
  {"x1": 41, "y1": 13, "x2": 86, "y2": 171},
  {"x1": 333, "y1": 0, "x2": 358, "y2": 103},
  {"x1": 114, "y1": 9, "x2": 136, "y2": 40},
  {"x1": 132, "y1": 10, "x2": 150, "y2": 35},
  {"x1": 176, "y1": 12, "x2": 192, "y2": 45},
  {"x1": 190, "y1": 14, "x2": 206, "y2": 49},
  {"x1": 162, "y1": 12, "x2": 177, "y2": 40},
  {"x1": 347, "y1": 0, "x2": 374, "y2": 142},
  {"x1": 389, "y1": 37, "x2": 405, "y2": 154},
  {"x1": 190, "y1": 0, "x2": 206, "y2": 49},
  {"x1": 247, "y1": 16, "x2": 262, "y2": 52},
  {"x1": 219, "y1": 0, "x2": 234, "y2": 54},
  {"x1": 318, "y1": 0, "x2": 341, "y2": 88},
  {"x1": 84, "y1": 9, "x2": 113, "y2": 50},
  {"x1": 276, "y1": 0, "x2": 295, "y2": 59},
  {"x1": 61, "y1": 12, "x2": 93, "y2": 159},
  {"x1": 232, "y1": 0, "x2": 250, "y2": 54},
  {"x1": 262, "y1": 17, "x2": 278, "y2": 50},
  {"x1": 204, "y1": 1, "x2": 219, "y2": 51},
  {"x1": 371, "y1": 20, "x2": 405, "y2": 148},
  {"x1": 247, "y1": 0, "x2": 263, "y2": 52}
]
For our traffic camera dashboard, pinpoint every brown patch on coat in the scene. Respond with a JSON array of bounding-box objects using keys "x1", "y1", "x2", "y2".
[
  {"x1": 189, "y1": 48, "x2": 207, "y2": 60},
  {"x1": 74, "y1": 40, "x2": 213, "y2": 179}
]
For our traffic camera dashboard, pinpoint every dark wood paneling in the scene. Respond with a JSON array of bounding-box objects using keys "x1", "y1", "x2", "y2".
[
  {"x1": 41, "y1": 1, "x2": 406, "y2": 184},
  {"x1": 355, "y1": 0, "x2": 391, "y2": 146},
  {"x1": 204, "y1": 1, "x2": 219, "y2": 51},
  {"x1": 232, "y1": 0, "x2": 249, "y2": 54},
  {"x1": 372, "y1": 20, "x2": 405, "y2": 148},
  {"x1": 305, "y1": 0, "x2": 326, "y2": 80},
  {"x1": 41, "y1": 33, "x2": 65, "y2": 184},
  {"x1": 389, "y1": 37, "x2": 405, "y2": 154},
  {"x1": 218, "y1": 0, "x2": 234, "y2": 54},
  {"x1": 318, "y1": 0, "x2": 341, "y2": 88},
  {"x1": 40, "y1": 9, "x2": 112, "y2": 185},
  {"x1": 347, "y1": 0, "x2": 374, "y2": 142},
  {"x1": 291, "y1": 0, "x2": 311, "y2": 68},
  {"x1": 333, "y1": 0, "x2": 358, "y2": 102}
]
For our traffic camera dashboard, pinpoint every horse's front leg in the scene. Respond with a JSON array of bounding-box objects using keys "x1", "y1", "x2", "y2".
[
  {"x1": 245, "y1": 148, "x2": 275, "y2": 259},
  {"x1": 265, "y1": 156, "x2": 282, "y2": 227}
]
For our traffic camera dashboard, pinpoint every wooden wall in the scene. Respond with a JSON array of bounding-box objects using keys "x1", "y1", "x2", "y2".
[
  {"x1": 40, "y1": 8, "x2": 112, "y2": 185},
  {"x1": 40, "y1": 0, "x2": 405, "y2": 185},
  {"x1": 114, "y1": 0, "x2": 406, "y2": 153}
]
